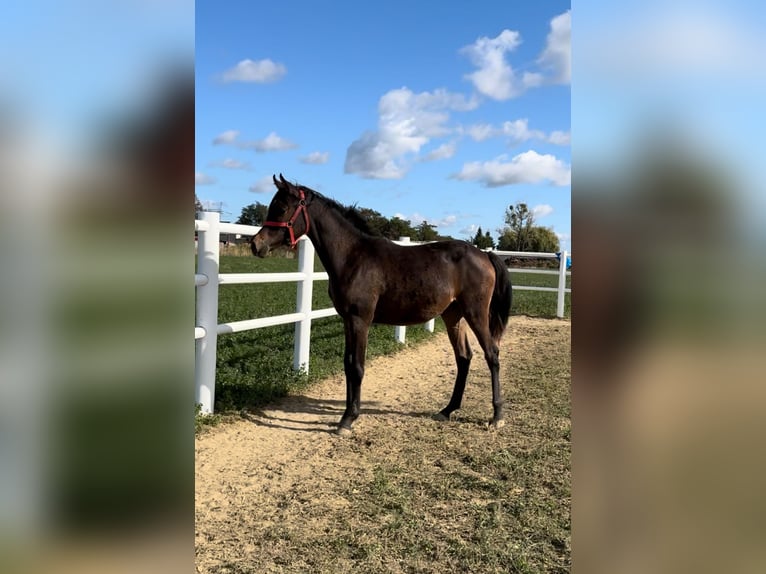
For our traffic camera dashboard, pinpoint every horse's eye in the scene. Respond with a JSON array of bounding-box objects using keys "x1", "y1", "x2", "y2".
[{"x1": 272, "y1": 203, "x2": 287, "y2": 215}]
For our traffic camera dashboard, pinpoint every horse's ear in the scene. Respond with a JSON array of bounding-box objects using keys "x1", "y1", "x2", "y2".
[
  {"x1": 277, "y1": 173, "x2": 301, "y2": 198},
  {"x1": 273, "y1": 174, "x2": 290, "y2": 192}
]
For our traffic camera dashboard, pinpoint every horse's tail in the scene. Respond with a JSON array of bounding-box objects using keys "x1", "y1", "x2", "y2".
[{"x1": 487, "y1": 251, "x2": 512, "y2": 341}]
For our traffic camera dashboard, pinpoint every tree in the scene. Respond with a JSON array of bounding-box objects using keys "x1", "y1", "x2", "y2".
[
  {"x1": 237, "y1": 202, "x2": 269, "y2": 226},
  {"x1": 195, "y1": 194, "x2": 203, "y2": 215},
  {"x1": 527, "y1": 226, "x2": 560, "y2": 252},
  {"x1": 503, "y1": 202, "x2": 536, "y2": 251},
  {"x1": 356, "y1": 207, "x2": 389, "y2": 236},
  {"x1": 496, "y1": 229, "x2": 517, "y2": 251},
  {"x1": 483, "y1": 230, "x2": 496, "y2": 249},
  {"x1": 414, "y1": 221, "x2": 439, "y2": 242},
  {"x1": 497, "y1": 202, "x2": 560, "y2": 252},
  {"x1": 497, "y1": 226, "x2": 560, "y2": 252},
  {"x1": 472, "y1": 226, "x2": 494, "y2": 249},
  {"x1": 384, "y1": 216, "x2": 417, "y2": 240}
]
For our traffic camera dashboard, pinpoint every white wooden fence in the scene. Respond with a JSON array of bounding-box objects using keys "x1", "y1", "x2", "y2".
[{"x1": 194, "y1": 211, "x2": 570, "y2": 414}]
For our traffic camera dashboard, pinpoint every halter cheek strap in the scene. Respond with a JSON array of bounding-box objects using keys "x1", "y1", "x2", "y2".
[{"x1": 263, "y1": 189, "x2": 310, "y2": 249}]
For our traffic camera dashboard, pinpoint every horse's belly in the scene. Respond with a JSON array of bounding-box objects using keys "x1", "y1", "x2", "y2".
[{"x1": 373, "y1": 294, "x2": 449, "y2": 325}]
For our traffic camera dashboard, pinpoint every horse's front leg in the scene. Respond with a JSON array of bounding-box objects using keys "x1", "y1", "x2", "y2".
[{"x1": 337, "y1": 315, "x2": 370, "y2": 435}]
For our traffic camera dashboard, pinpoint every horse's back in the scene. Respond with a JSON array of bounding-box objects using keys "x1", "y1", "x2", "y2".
[{"x1": 416, "y1": 240, "x2": 493, "y2": 276}]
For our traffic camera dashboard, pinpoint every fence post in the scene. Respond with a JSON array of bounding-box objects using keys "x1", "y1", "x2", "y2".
[
  {"x1": 394, "y1": 236, "x2": 411, "y2": 343},
  {"x1": 425, "y1": 319, "x2": 435, "y2": 332},
  {"x1": 195, "y1": 212, "x2": 220, "y2": 414},
  {"x1": 556, "y1": 249, "x2": 568, "y2": 318},
  {"x1": 294, "y1": 238, "x2": 314, "y2": 372}
]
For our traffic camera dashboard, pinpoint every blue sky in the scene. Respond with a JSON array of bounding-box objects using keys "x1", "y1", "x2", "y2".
[{"x1": 195, "y1": 1, "x2": 570, "y2": 249}]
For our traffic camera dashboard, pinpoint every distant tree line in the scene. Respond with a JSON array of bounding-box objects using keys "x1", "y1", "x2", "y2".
[
  {"x1": 234, "y1": 202, "x2": 454, "y2": 242},
  {"x1": 465, "y1": 202, "x2": 560, "y2": 252},
  {"x1": 229, "y1": 199, "x2": 559, "y2": 252}
]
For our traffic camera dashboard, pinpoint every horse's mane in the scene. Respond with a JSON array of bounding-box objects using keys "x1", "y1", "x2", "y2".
[{"x1": 298, "y1": 185, "x2": 379, "y2": 237}]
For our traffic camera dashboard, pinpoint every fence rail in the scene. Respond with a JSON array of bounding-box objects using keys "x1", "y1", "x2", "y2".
[
  {"x1": 490, "y1": 249, "x2": 572, "y2": 318},
  {"x1": 194, "y1": 212, "x2": 570, "y2": 414}
]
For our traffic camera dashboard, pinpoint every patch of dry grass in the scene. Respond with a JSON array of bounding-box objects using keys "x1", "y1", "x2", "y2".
[{"x1": 196, "y1": 318, "x2": 570, "y2": 573}]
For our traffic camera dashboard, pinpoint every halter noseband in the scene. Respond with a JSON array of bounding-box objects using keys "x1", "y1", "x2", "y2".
[{"x1": 262, "y1": 188, "x2": 310, "y2": 249}]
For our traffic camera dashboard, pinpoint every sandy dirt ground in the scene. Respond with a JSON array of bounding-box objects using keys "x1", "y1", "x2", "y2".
[{"x1": 196, "y1": 316, "x2": 570, "y2": 573}]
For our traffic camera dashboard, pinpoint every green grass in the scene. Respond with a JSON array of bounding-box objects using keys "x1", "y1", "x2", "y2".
[
  {"x1": 510, "y1": 270, "x2": 572, "y2": 318},
  {"x1": 197, "y1": 255, "x2": 570, "y2": 425}
]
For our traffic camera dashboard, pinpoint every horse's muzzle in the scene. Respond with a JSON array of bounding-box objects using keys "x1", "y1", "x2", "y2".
[{"x1": 251, "y1": 235, "x2": 270, "y2": 258}]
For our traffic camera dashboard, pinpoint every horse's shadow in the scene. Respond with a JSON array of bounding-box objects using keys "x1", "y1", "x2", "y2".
[{"x1": 240, "y1": 395, "x2": 435, "y2": 434}]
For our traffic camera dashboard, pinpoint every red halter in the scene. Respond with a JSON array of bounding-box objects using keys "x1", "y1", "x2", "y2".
[{"x1": 262, "y1": 189, "x2": 310, "y2": 249}]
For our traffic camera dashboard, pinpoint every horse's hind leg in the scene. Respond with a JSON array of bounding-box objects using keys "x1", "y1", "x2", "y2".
[
  {"x1": 435, "y1": 304, "x2": 472, "y2": 421},
  {"x1": 463, "y1": 305, "x2": 505, "y2": 428}
]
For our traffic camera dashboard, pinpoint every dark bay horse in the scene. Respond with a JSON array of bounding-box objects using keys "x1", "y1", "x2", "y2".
[{"x1": 252, "y1": 174, "x2": 512, "y2": 435}]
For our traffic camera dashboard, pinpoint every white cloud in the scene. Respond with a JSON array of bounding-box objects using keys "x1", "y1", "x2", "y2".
[
  {"x1": 439, "y1": 215, "x2": 456, "y2": 227},
  {"x1": 396, "y1": 212, "x2": 459, "y2": 228},
  {"x1": 438, "y1": 214, "x2": 458, "y2": 227},
  {"x1": 547, "y1": 130, "x2": 571, "y2": 145},
  {"x1": 343, "y1": 19, "x2": 572, "y2": 180},
  {"x1": 465, "y1": 123, "x2": 496, "y2": 142},
  {"x1": 345, "y1": 130, "x2": 408, "y2": 179},
  {"x1": 220, "y1": 58, "x2": 287, "y2": 83},
  {"x1": 249, "y1": 175, "x2": 275, "y2": 193},
  {"x1": 531, "y1": 204, "x2": 554, "y2": 218},
  {"x1": 212, "y1": 130, "x2": 297, "y2": 152},
  {"x1": 213, "y1": 130, "x2": 239, "y2": 145},
  {"x1": 460, "y1": 223, "x2": 480, "y2": 236},
  {"x1": 464, "y1": 119, "x2": 570, "y2": 146},
  {"x1": 195, "y1": 172, "x2": 216, "y2": 185},
  {"x1": 345, "y1": 87, "x2": 477, "y2": 179},
  {"x1": 423, "y1": 142, "x2": 456, "y2": 161},
  {"x1": 240, "y1": 131, "x2": 297, "y2": 152},
  {"x1": 452, "y1": 150, "x2": 571, "y2": 187},
  {"x1": 522, "y1": 71, "x2": 545, "y2": 89},
  {"x1": 461, "y1": 13, "x2": 570, "y2": 97},
  {"x1": 461, "y1": 29, "x2": 524, "y2": 100},
  {"x1": 502, "y1": 119, "x2": 545, "y2": 143},
  {"x1": 538, "y1": 11, "x2": 571, "y2": 84},
  {"x1": 211, "y1": 158, "x2": 250, "y2": 170},
  {"x1": 299, "y1": 151, "x2": 330, "y2": 165}
]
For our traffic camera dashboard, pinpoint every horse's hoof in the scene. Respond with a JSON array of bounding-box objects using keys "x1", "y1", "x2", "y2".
[
  {"x1": 432, "y1": 412, "x2": 449, "y2": 422},
  {"x1": 489, "y1": 419, "x2": 505, "y2": 430},
  {"x1": 336, "y1": 426, "x2": 353, "y2": 437}
]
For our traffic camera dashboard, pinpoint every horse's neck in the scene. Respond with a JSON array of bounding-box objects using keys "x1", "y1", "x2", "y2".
[{"x1": 307, "y1": 198, "x2": 366, "y2": 278}]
